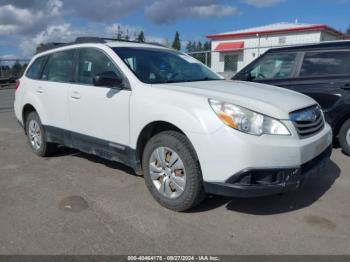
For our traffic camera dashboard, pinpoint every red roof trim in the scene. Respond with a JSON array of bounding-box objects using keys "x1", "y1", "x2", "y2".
[
  {"x1": 214, "y1": 41, "x2": 244, "y2": 52},
  {"x1": 207, "y1": 24, "x2": 349, "y2": 39}
]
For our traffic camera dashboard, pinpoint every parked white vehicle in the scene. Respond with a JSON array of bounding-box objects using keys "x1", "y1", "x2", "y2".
[{"x1": 14, "y1": 37, "x2": 333, "y2": 211}]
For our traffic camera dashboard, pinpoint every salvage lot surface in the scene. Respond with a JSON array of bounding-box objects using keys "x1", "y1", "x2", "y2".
[{"x1": 0, "y1": 89, "x2": 350, "y2": 254}]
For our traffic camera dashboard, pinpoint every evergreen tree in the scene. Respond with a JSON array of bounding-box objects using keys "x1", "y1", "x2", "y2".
[
  {"x1": 12, "y1": 60, "x2": 22, "y2": 77},
  {"x1": 203, "y1": 41, "x2": 211, "y2": 51},
  {"x1": 197, "y1": 41, "x2": 203, "y2": 51},
  {"x1": 186, "y1": 41, "x2": 193, "y2": 52},
  {"x1": 172, "y1": 31, "x2": 181, "y2": 50},
  {"x1": 163, "y1": 38, "x2": 170, "y2": 48},
  {"x1": 22, "y1": 63, "x2": 28, "y2": 72},
  {"x1": 124, "y1": 29, "x2": 130, "y2": 40},
  {"x1": 347, "y1": 26, "x2": 350, "y2": 36},
  {"x1": 116, "y1": 25, "x2": 123, "y2": 40},
  {"x1": 137, "y1": 31, "x2": 145, "y2": 43},
  {"x1": 192, "y1": 41, "x2": 197, "y2": 52},
  {"x1": 35, "y1": 43, "x2": 45, "y2": 54}
]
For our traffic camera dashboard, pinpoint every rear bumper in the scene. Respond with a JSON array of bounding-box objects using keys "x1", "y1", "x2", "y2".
[{"x1": 203, "y1": 145, "x2": 332, "y2": 198}]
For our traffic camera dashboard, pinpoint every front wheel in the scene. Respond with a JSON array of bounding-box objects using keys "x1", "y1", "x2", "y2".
[
  {"x1": 339, "y1": 119, "x2": 350, "y2": 156},
  {"x1": 142, "y1": 131, "x2": 206, "y2": 211}
]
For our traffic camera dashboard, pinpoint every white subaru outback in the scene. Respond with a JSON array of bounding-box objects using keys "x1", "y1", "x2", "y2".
[{"x1": 14, "y1": 37, "x2": 333, "y2": 211}]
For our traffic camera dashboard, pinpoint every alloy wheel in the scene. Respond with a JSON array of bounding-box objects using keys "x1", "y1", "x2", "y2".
[
  {"x1": 346, "y1": 128, "x2": 350, "y2": 146},
  {"x1": 28, "y1": 119, "x2": 42, "y2": 150}
]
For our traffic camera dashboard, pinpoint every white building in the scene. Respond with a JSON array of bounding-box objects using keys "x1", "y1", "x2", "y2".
[{"x1": 207, "y1": 22, "x2": 347, "y2": 77}]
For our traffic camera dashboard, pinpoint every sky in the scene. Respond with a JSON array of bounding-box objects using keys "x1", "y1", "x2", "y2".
[{"x1": 0, "y1": 0, "x2": 349, "y2": 59}]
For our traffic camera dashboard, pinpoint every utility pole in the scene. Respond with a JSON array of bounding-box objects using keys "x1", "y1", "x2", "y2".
[{"x1": 257, "y1": 33, "x2": 261, "y2": 57}]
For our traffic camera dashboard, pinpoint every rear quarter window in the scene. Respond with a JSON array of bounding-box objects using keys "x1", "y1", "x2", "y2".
[
  {"x1": 300, "y1": 50, "x2": 350, "y2": 77},
  {"x1": 26, "y1": 56, "x2": 47, "y2": 79}
]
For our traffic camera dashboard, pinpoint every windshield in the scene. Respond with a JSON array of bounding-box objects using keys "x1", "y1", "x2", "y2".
[{"x1": 113, "y1": 47, "x2": 222, "y2": 84}]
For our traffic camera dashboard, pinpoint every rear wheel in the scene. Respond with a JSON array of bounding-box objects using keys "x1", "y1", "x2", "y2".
[
  {"x1": 339, "y1": 119, "x2": 350, "y2": 156},
  {"x1": 25, "y1": 111, "x2": 56, "y2": 157},
  {"x1": 142, "y1": 131, "x2": 206, "y2": 211}
]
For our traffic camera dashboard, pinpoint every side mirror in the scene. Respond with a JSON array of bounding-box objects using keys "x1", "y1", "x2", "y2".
[
  {"x1": 93, "y1": 71, "x2": 123, "y2": 88},
  {"x1": 237, "y1": 71, "x2": 253, "y2": 81}
]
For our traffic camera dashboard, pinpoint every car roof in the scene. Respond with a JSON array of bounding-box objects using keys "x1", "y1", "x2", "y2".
[
  {"x1": 105, "y1": 41, "x2": 168, "y2": 49},
  {"x1": 267, "y1": 40, "x2": 350, "y2": 53},
  {"x1": 35, "y1": 37, "x2": 169, "y2": 56}
]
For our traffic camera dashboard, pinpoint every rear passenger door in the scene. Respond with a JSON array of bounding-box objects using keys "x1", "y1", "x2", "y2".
[
  {"x1": 68, "y1": 48, "x2": 131, "y2": 163},
  {"x1": 289, "y1": 50, "x2": 350, "y2": 114},
  {"x1": 39, "y1": 49, "x2": 75, "y2": 134}
]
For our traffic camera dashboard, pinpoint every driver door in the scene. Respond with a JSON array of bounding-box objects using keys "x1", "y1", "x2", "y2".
[
  {"x1": 69, "y1": 48, "x2": 131, "y2": 163},
  {"x1": 248, "y1": 52, "x2": 299, "y2": 82}
]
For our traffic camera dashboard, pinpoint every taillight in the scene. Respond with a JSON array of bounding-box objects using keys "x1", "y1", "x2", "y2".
[{"x1": 15, "y1": 80, "x2": 20, "y2": 91}]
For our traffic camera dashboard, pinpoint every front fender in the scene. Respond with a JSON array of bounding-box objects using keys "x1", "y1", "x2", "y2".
[{"x1": 129, "y1": 87, "x2": 223, "y2": 148}]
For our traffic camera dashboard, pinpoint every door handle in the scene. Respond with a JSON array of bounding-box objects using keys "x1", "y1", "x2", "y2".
[
  {"x1": 36, "y1": 87, "x2": 44, "y2": 94},
  {"x1": 341, "y1": 83, "x2": 350, "y2": 90},
  {"x1": 71, "y1": 91, "x2": 81, "y2": 99}
]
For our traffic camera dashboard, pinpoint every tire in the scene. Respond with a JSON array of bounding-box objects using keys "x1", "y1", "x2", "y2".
[
  {"x1": 142, "y1": 131, "x2": 206, "y2": 211},
  {"x1": 339, "y1": 119, "x2": 350, "y2": 156},
  {"x1": 25, "y1": 111, "x2": 57, "y2": 157}
]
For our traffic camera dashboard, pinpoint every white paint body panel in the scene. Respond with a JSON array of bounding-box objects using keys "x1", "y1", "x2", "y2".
[
  {"x1": 69, "y1": 84, "x2": 130, "y2": 145},
  {"x1": 15, "y1": 77, "x2": 70, "y2": 129}
]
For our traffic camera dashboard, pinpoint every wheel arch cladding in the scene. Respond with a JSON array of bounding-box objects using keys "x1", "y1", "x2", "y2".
[
  {"x1": 22, "y1": 104, "x2": 37, "y2": 130},
  {"x1": 135, "y1": 121, "x2": 200, "y2": 173}
]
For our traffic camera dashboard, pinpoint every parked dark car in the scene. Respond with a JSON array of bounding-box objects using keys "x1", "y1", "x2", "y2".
[{"x1": 233, "y1": 41, "x2": 350, "y2": 155}]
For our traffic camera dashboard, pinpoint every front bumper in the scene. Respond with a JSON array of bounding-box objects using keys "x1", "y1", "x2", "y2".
[
  {"x1": 203, "y1": 145, "x2": 332, "y2": 198},
  {"x1": 188, "y1": 121, "x2": 332, "y2": 182}
]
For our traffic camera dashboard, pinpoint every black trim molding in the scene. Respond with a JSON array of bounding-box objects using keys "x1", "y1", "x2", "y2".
[{"x1": 44, "y1": 125, "x2": 138, "y2": 170}]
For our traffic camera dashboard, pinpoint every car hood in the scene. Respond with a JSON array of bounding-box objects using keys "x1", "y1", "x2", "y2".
[{"x1": 153, "y1": 80, "x2": 316, "y2": 119}]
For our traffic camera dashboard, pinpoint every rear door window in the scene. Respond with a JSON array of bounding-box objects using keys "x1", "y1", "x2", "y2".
[
  {"x1": 26, "y1": 56, "x2": 47, "y2": 79},
  {"x1": 41, "y1": 49, "x2": 75, "y2": 82},
  {"x1": 299, "y1": 51, "x2": 350, "y2": 77},
  {"x1": 249, "y1": 53, "x2": 298, "y2": 80}
]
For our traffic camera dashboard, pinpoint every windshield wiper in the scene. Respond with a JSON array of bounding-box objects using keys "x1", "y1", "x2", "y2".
[
  {"x1": 165, "y1": 79, "x2": 182, "y2": 83},
  {"x1": 165, "y1": 77, "x2": 221, "y2": 83},
  {"x1": 186, "y1": 77, "x2": 221, "y2": 82}
]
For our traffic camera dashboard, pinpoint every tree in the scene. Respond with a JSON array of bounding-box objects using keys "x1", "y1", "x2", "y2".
[
  {"x1": 203, "y1": 41, "x2": 211, "y2": 51},
  {"x1": 22, "y1": 63, "x2": 28, "y2": 72},
  {"x1": 137, "y1": 31, "x2": 145, "y2": 43},
  {"x1": 116, "y1": 25, "x2": 123, "y2": 40},
  {"x1": 163, "y1": 37, "x2": 170, "y2": 48},
  {"x1": 197, "y1": 41, "x2": 203, "y2": 51},
  {"x1": 347, "y1": 26, "x2": 350, "y2": 36},
  {"x1": 186, "y1": 41, "x2": 193, "y2": 52},
  {"x1": 36, "y1": 43, "x2": 45, "y2": 54},
  {"x1": 172, "y1": 31, "x2": 181, "y2": 50},
  {"x1": 124, "y1": 29, "x2": 130, "y2": 41},
  {"x1": 12, "y1": 60, "x2": 22, "y2": 77}
]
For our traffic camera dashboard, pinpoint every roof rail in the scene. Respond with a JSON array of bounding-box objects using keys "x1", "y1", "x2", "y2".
[
  {"x1": 75, "y1": 37, "x2": 106, "y2": 43},
  {"x1": 37, "y1": 36, "x2": 166, "y2": 53},
  {"x1": 75, "y1": 37, "x2": 166, "y2": 47},
  {"x1": 39, "y1": 42, "x2": 67, "y2": 53}
]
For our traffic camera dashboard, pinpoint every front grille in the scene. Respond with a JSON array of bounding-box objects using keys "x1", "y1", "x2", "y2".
[{"x1": 290, "y1": 105, "x2": 325, "y2": 138}]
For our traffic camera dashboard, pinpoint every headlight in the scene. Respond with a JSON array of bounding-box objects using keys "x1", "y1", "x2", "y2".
[{"x1": 209, "y1": 99, "x2": 290, "y2": 136}]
